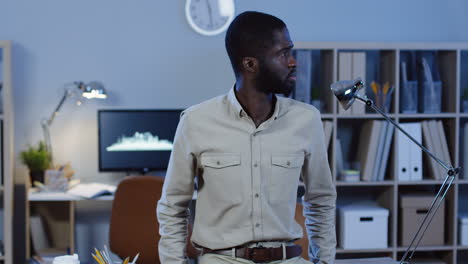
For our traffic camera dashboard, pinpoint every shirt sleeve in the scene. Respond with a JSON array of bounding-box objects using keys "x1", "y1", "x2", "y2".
[
  {"x1": 301, "y1": 114, "x2": 337, "y2": 264},
  {"x1": 157, "y1": 112, "x2": 196, "y2": 264}
]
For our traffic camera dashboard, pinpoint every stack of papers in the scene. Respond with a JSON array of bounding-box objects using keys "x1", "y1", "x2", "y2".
[{"x1": 67, "y1": 183, "x2": 116, "y2": 199}]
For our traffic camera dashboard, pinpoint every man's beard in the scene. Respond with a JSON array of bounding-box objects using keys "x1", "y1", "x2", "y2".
[{"x1": 256, "y1": 65, "x2": 294, "y2": 97}]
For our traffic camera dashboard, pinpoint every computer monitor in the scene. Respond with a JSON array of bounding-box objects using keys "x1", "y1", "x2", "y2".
[{"x1": 98, "y1": 109, "x2": 183, "y2": 173}]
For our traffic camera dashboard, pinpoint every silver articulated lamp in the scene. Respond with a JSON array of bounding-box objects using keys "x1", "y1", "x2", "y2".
[
  {"x1": 331, "y1": 78, "x2": 461, "y2": 264},
  {"x1": 42, "y1": 81, "x2": 107, "y2": 167}
]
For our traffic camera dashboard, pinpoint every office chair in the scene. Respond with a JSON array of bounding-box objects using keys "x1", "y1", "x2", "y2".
[{"x1": 109, "y1": 175, "x2": 198, "y2": 264}]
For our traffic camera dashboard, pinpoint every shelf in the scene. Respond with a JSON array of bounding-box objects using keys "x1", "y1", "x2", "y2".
[
  {"x1": 336, "y1": 181, "x2": 394, "y2": 186},
  {"x1": 457, "y1": 246, "x2": 468, "y2": 250},
  {"x1": 321, "y1": 113, "x2": 334, "y2": 119},
  {"x1": 398, "y1": 113, "x2": 457, "y2": 119},
  {"x1": 337, "y1": 114, "x2": 396, "y2": 119},
  {"x1": 397, "y1": 245, "x2": 455, "y2": 251},
  {"x1": 397, "y1": 180, "x2": 448, "y2": 185},
  {"x1": 458, "y1": 180, "x2": 468, "y2": 185},
  {"x1": 336, "y1": 248, "x2": 393, "y2": 254}
]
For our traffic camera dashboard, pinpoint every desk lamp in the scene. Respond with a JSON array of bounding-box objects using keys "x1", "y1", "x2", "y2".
[
  {"x1": 331, "y1": 78, "x2": 461, "y2": 264},
  {"x1": 41, "y1": 81, "x2": 107, "y2": 167}
]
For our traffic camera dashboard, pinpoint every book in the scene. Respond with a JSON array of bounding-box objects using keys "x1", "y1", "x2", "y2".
[
  {"x1": 66, "y1": 183, "x2": 116, "y2": 199},
  {"x1": 294, "y1": 50, "x2": 312, "y2": 103},
  {"x1": 358, "y1": 120, "x2": 383, "y2": 181},
  {"x1": 372, "y1": 121, "x2": 388, "y2": 181},
  {"x1": 351, "y1": 52, "x2": 366, "y2": 115},
  {"x1": 377, "y1": 123, "x2": 394, "y2": 181},
  {"x1": 464, "y1": 123, "x2": 468, "y2": 179},
  {"x1": 30, "y1": 214, "x2": 50, "y2": 253},
  {"x1": 436, "y1": 120, "x2": 452, "y2": 178},
  {"x1": 338, "y1": 52, "x2": 352, "y2": 115},
  {"x1": 323, "y1": 120, "x2": 333, "y2": 151},
  {"x1": 421, "y1": 121, "x2": 440, "y2": 180}
]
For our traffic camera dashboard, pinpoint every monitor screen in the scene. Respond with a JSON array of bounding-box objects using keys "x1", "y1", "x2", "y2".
[{"x1": 98, "y1": 109, "x2": 183, "y2": 172}]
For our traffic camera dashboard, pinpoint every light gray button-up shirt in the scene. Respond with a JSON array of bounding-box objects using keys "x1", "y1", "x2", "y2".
[{"x1": 157, "y1": 88, "x2": 336, "y2": 264}]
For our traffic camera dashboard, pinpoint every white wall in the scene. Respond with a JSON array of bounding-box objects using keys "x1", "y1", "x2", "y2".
[{"x1": 1, "y1": 0, "x2": 468, "y2": 182}]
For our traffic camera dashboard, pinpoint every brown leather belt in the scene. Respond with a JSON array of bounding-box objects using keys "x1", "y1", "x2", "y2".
[{"x1": 201, "y1": 245, "x2": 302, "y2": 263}]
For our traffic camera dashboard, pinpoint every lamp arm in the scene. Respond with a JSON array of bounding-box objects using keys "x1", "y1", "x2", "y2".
[
  {"x1": 42, "y1": 87, "x2": 74, "y2": 167},
  {"x1": 41, "y1": 120, "x2": 54, "y2": 168},
  {"x1": 353, "y1": 93, "x2": 461, "y2": 264},
  {"x1": 46, "y1": 88, "x2": 73, "y2": 126}
]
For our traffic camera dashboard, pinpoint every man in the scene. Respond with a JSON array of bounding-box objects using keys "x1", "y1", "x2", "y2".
[{"x1": 157, "y1": 11, "x2": 336, "y2": 264}]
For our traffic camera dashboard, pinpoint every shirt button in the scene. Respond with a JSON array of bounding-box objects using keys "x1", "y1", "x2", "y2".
[
  {"x1": 286, "y1": 161, "x2": 291, "y2": 166},
  {"x1": 255, "y1": 193, "x2": 259, "y2": 198},
  {"x1": 255, "y1": 223, "x2": 260, "y2": 227},
  {"x1": 254, "y1": 163, "x2": 258, "y2": 167},
  {"x1": 216, "y1": 161, "x2": 220, "y2": 165}
]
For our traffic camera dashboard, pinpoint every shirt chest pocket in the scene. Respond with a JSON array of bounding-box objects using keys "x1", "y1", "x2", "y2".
[
  {"x1": 269, "y1": 154, "x2": 304, "y2": 204},
  {"x1": 200, "y1": 153, "x2": 243, "y2": 204}
]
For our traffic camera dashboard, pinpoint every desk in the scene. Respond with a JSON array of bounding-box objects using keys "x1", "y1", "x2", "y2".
[
  {"x1": 26, "y1": 191, "x2": 114, "y2": 259},
  {"x1": 26, "y1": 190, "x2": 197, "y2": 260}
]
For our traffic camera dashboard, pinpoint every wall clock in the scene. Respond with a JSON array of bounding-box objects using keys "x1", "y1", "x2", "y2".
[{"x1": 185, "y1": 0, "x2": 235, "y2": 36}]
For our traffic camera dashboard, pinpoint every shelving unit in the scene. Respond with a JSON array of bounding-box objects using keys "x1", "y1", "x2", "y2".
[
  {"x1": 0, "y1": 40, "x2": 14, "y2": 264},
  {"x1": 294, "y1": 42, "x2": 468, "y2": 264}
]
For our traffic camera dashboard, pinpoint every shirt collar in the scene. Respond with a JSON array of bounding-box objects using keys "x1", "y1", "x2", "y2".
[{"x1": 227, "y1": 85, "x2": 283, "y2": 120}]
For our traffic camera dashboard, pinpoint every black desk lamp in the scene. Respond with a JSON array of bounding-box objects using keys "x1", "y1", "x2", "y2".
[
  {"x1": 41, "y1": 81, "x2": 107, "y2": 167},
  {"x1": 331, "y1": 78, "x2": 461, "y2": 264}
]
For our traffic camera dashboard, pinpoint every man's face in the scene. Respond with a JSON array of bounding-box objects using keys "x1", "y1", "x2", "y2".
[{"x1": 256, "y1": 28, "x2": 296, "y2": 97}]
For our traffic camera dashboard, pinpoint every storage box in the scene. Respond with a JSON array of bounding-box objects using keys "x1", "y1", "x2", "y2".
[
  {"x1": 459, "y1": 215, "x2": 468, "y2": 245},
  {"x1": 399, "y1": 194, "x2": 445, "y2": 246},
  {"x1": 338, "y1": 204, "x2": 389, "y2": 249}
]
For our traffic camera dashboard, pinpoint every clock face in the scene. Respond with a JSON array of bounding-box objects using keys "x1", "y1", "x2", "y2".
[{"x1": 185, "y1": 0, "x2": 235, "y2": 36}]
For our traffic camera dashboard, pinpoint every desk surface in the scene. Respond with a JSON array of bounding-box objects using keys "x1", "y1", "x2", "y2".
[
  {"x1": 28, "y1": 190, "x2": 198, "y2": 201},
  {"x1": 28, "y1": 191, "x2": 114, "y2": 201}
]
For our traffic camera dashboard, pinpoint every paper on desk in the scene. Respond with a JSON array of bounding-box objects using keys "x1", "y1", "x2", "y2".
[
  {"x1": 67, "y1": 183, "x2": 116, "y2": 199},
  {"x1": 52, "y1": 253, "x2": 80, "y2": 264}
]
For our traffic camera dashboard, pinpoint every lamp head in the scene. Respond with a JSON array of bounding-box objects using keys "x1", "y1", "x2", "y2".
[
  {"x1": 330, "y1": 78, "x2": 364, "y2": 110},
  {"x1": 76, "y1": 81, "x2": 107, "y2": 99}
]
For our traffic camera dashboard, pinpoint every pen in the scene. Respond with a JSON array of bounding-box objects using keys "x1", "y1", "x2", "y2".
[
  {"x1": 92, "y1": 253, "x2": 103, "y2": 264},
  {"x1": 130, "y1": 253, "x2": 140, "y2": 264},
  {"x1": 95, "y1": 248, "x2": 106, "y2": 264}
]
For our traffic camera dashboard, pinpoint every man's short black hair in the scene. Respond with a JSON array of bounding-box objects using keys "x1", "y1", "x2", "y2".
[{"x1": 225, "y1": 11, "x2": 287, "y2": 76}]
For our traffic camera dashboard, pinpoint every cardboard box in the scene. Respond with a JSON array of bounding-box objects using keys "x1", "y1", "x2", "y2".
[
  {"x1": 338, "y1": 204, "x2": 389, "y2": 249},
  {"x1": 459, "y1": 215, "x2": 468, "y2": 245},
  {"x1": 399, "y1": 194, "x2": 445, "y2": 246}
]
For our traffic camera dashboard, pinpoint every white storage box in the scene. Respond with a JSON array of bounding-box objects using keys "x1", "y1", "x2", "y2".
[
  {"x1": 459, "y1": 215, "x2": 468, "y2": 245},
  {"x1": 338, "y1": 204, "x2": 389, "y2": 249}
]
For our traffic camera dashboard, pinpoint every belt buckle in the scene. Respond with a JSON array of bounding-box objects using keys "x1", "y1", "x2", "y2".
[{"x1": 249, "y1": 246, "x2": 271, "y2": 263}]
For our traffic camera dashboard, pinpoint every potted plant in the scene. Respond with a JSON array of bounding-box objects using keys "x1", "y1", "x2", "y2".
[{"x1": 19, "y1": 141, "x2": 51, "y2": 185}]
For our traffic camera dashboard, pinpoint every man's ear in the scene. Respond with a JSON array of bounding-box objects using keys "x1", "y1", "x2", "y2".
[{"x1": 241, "y1": 57, "x2": 259, "y2": 73}]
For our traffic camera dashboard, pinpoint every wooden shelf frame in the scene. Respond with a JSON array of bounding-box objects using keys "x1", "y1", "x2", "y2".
[{"x1": 294, "y1": 42, "x2": 468, "y2": 264}]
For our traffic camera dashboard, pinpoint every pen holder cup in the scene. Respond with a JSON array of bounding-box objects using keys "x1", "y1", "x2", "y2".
[
  {"x1": 420, "y1": 81, "x2": 442, "y2": 113},
  {"x1": 400, "y1": 81, "x2": 418, "y2": 113},
  {"x1": 44, "y1": 169, "x2": 68, "y2": 192}
]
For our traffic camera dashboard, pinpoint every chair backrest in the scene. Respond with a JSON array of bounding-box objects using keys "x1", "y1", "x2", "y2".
[
  {"x1": 110, "y1": 175, "x2": 164, "y2": 264},
  {"x1": 109, "y1": 175, "x2": 199, "y2": 264},
  {"x1": 294, "y1": 203, "x2": 309, "y2": 260}
]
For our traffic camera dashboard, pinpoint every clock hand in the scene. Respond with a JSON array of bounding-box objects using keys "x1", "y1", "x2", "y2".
[{"x1": 206, "y1": 0, "x2": 214, "y2": 29}]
